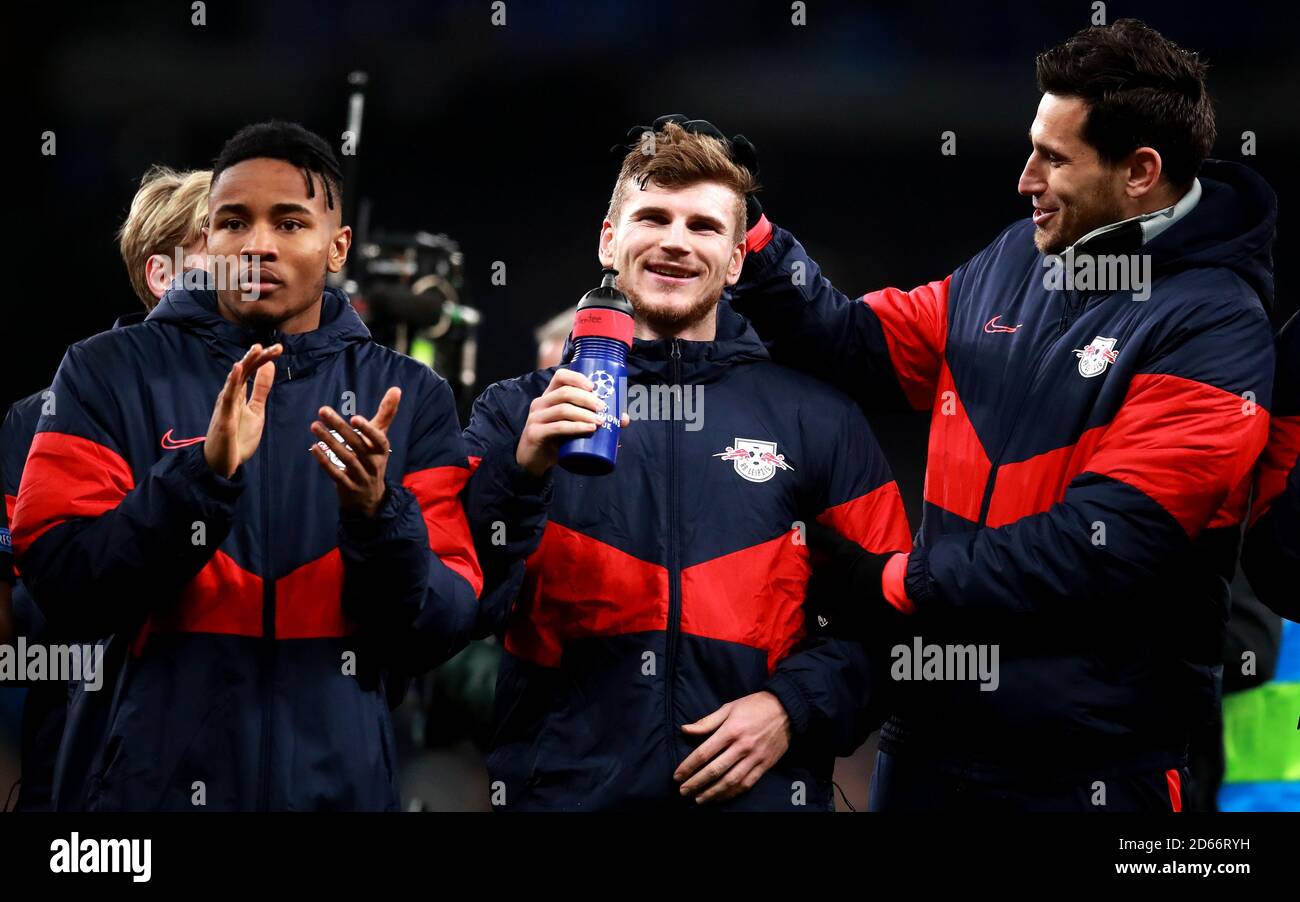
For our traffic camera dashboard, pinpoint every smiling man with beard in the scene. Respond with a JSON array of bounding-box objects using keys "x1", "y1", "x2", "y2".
[
  {"x1": 728, "y1": 19, "x2": 1277, "y2": 810},
  {"x1": 462, "y1": 120, "x2": 911, "y2": 810}
]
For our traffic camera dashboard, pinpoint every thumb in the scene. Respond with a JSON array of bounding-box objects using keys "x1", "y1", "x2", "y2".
[
  {"x1": 245, "y1": 360, "x2": 276, "y2": 416},
  {"x1": 681, "y1": 703, "x2": 730, "y2": 735},
  {"x1": 372, "y1": 386, "x2": 402, "y2": 432}
]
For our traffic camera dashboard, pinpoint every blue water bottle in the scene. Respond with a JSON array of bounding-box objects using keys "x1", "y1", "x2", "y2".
[{"x1": 557, "y1": 268, "x2": 635, "y2": 476}]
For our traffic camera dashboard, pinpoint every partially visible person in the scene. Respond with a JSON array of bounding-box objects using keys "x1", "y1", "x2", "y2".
[
  {"x1": 1211, "y1": 592, "x2": 1294, "y2": 811},
  {"x1": 1242, "y1": 313, "x2": 1300, "y2": 621},
  {"x1": 418, "y1": 304, "x2": 580, "y2": 754},
  {"x1": 533, "y1": 308, "x2": 574, "y2": 370},
  {"x1": 118, "y1": 165, "x2": 213, "y2": 307},
  {"x1": 1227, "y1": 312, "x2": 1300, "y2": 811},
  {"x1": 0, "y1": 166, "x2": 211, "y2": 812},
  {"x1": 1184, "y1": 568, "x2": 1282, "y2": 810}
]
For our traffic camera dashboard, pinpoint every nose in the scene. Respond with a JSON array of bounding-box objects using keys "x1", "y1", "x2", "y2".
[
  {"x1": 240, "y1": 223, "x2": 278, "y2": 261},
  {"x1": 659, "y1": 218, "x2": 691, "y2": 255},
  {"x1": 1018, "y1": 154, "x2": 1046, "y2": 198}
]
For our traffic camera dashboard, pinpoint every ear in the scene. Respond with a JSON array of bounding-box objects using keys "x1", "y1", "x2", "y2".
[
  {"x1": 723, "y1": 239, "x2": 746, "y2": 287},
  {"x1": 145, "y1": 254, "x2": 173, "y2": 301},
  {"x1": 1124, "y1": 146, "x2": 1163, "y2": 199},
  {"x1": 598, "y1": 219, "x2": 616, "y2": 268},
  {"x1": 327, "y1": 224, "x2": 352, "y2": 274}
]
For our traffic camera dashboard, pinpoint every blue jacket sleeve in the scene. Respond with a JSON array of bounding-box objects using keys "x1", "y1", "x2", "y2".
[
  {"x1": 765, "y1": 398, "x2": 913, "y2": 753},
  {"x1": 731, "y1": 221, "x2": 949, "y2": 412},
  {"x1": 0, "y1": 504, "x2": 12, "y2": 646},
  {"x1": 763, "y1": 628, "x2": 884, "y2": 755},
  {"x1": 461, "y1": 376, "x2": 553, "y2": 638},
  {"x1": 337, "y1": 372, "x2": 483, "y2": 674},
  {"x1": 0, "y1": 394, "x2": 23, "y2": 590},
  {"x1": 907, "y1": 295, "x2": 1275, "y2": 623},
  {"x1": 13, "y1": 343, "x2": 244, "y2": 642}
]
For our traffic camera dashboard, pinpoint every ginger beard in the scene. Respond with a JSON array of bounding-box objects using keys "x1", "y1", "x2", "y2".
[
  {"x1": 620, "y1": 267, "x2": 723, "y2": 335},
  {"x1": 600, "y1": 179, "x2": 745, "y2": 339}
]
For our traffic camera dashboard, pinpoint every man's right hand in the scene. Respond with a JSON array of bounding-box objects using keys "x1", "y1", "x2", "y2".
[
  {"x1": 516, "y1": 368, "x2": 629, "y2": 477},
  {"x1": 204, "y1": 343, "x2": 282, "y2": 478}
]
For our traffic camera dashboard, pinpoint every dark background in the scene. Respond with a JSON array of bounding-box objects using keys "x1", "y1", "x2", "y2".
[
  {"x1": 11, "y1": 0, "x2": 1298, "y2": 408},
  {"x1": 6, "y1": 0, "x2": 1298, "y2": 809}
]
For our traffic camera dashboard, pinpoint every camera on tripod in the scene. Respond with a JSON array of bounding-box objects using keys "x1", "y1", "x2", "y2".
[{"x1": 342, "y1": 230, "x2": 481, "y2": 420}]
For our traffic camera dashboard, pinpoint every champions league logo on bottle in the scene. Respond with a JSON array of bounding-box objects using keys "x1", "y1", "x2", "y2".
[{"x1": 589, "y1": 370, "x2": 618, "y2": 431}]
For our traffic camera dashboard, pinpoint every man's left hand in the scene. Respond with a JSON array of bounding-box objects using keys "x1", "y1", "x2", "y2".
[{"x1": 310, "y1": 386, "x2": 401, "y2": 518}]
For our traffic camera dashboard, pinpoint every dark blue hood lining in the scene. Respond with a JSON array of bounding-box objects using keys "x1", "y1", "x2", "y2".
[{"x1": 144, "y1": 284, "x2": 372, "y2": 376}]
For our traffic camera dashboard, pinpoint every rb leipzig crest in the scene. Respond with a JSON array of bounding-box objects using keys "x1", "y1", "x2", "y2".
[
  {"x1": 713, "y1": 437, "x2": 794, "y2": 484},
  {"x1": 1074, "y1": 335, "x2": 1120, "y2": 378}
]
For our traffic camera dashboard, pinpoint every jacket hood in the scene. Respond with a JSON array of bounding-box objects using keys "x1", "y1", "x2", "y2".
[
  {"x1": 1077, "y1": 159, "x2": 1277, "y2": 310},
  {"x1": 145, "y1": 281, "x2": 371, "y2": 378},
  {"x1": 112, "y1": 311, "x2": 148, "y2": 330},
  {"x1": 562, "y1": 299, "x2": 769, "y2": 383}
]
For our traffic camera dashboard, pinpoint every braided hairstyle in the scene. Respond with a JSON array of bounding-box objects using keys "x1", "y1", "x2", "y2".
[{"x1": 212, "y1": 120, "x2": 344, "y2": 213}]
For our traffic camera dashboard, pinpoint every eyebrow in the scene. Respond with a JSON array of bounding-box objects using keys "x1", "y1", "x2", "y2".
[
  {"x1": 1028, "y1": 130, "x2": 1068, "y2": 158},
  {"x1": 631, "y1": 204, "x2": 728, "y2": 232},
  {"x1": 212, "y1": 202, "x2": 316, "y2": 218}
]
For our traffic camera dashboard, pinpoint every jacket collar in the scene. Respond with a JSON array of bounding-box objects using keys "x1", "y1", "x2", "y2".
[
  {"x1": 1060, "y1": 160, "x2": 1276, "y2": 309},
  {"x1": 1070, "y1": 177, "x2": 1202, "y2": 255},
  {"x1": 562, "y1": 299, "x2": 769, "y2": 383},
  {"x1": 145, "y1": 279, "x2": 372, "y2": 378}
]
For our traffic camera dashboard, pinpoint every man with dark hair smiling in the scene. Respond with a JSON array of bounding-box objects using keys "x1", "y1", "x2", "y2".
[
  {"x1": 727, "y1": 19, "x2": 1278, "y2": 810},
  {"x1": 12, "y1": 121, "x2": 482, "y2": 810}
]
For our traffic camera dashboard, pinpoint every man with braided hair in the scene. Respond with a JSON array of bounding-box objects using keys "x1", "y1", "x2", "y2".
[{"x1": 13, "y1": 121, "x2": 482, "y2": 810}]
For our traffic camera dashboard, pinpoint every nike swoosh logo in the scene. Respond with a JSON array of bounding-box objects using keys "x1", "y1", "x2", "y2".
[
  {"x1": 984, "y1": 315, "x2": 1022, "y2": 334},
  {"x1": 160, "y1": 428, "x2": 206, "y2": 450}
]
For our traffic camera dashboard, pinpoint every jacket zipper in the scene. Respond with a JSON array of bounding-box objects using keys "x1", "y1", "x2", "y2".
[
  {"x1": 1058, "y1": 285, "x2": 1087, "y2": 336},
  {"x1": 663, "y1": 338, "x2": 683, "y2": 785},
  {"x1": 257, "y1": 353, "x2": 280, "y2": 811}
]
